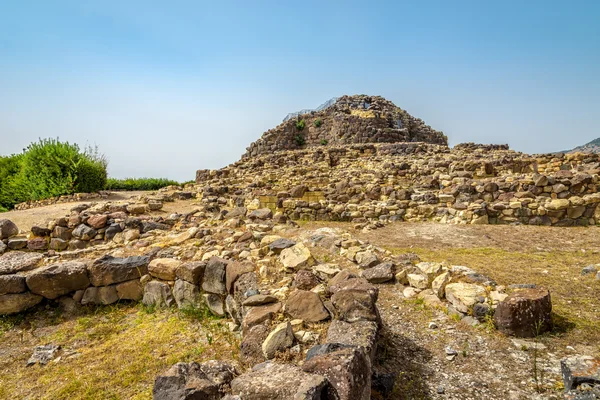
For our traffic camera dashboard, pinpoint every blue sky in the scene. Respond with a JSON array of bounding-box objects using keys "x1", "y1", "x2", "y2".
[{"x1": 1, "y1": 1, "x2": 599, "y2": 181}]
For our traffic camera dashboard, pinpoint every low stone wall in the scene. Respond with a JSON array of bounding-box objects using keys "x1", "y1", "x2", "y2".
[{"x1": 13, "y1": 192, "x2": 110, "y2": 211}]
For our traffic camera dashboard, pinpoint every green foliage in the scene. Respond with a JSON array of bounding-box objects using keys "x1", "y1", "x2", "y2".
[
  {"x1": 105, "y1": 177, "x2": 180, "y2": 191},
  {"x1": 0, "y1": 139, "x2": 108, "y2": 210},
  {"x1": 320, "y1": 139, "x2": 328, "y2": 145},
  {"x1": 314, "y1": 118, "x2": 323, "y2": 127},
  {"x1": 294, "y1": 134, "x2": 306, "y2": 146},
  {"x1": 295, "y1": 119, "x2": 306, "y2": 131}
]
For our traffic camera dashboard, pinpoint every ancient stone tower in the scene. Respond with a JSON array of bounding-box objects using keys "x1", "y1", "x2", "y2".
[{"x1": 242, "y1": 95, "x2": 448, "y2": 158}]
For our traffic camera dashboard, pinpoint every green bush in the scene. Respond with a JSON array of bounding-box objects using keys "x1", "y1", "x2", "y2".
[
  {"x1": 314, "y1": 119, "x2": 323, "y2": 127},
  {"x1": 320, "y1": 139, "x2": 328, "y2": 145},
  {"x1": 0, "y1": 139, "x2": 108, "y2": 210},
  {"x1": 105, "y1": 177, "x2": 180, "y2": 191},
  {"x1": 295, "y1": 119, "x2": 306, "y2": 131},
  {"x1": 294, "y1": 135, "x2": 306, "y2": 146}
]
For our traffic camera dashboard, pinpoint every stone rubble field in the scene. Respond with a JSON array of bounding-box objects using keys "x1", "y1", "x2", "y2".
[{"x1": 0, "y1": 95, "x2": 599, "y2": 399}]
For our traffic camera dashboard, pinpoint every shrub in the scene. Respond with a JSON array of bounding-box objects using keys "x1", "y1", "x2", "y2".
[
  {"x1": 0, "y1": 138, "x2": 108, "y2": 210},
  {"x1": 294, "y1": 135, "x2": 306, "y2": 146},
  {"x1": 105, "y1": 177, "x2": 180, "y2": 191},
  {"x1": 295, "y1": 119, "x2": 305, "y2": 131},
  {"x1": 314, "y1": 119, "x2": 323, "y2": 127},
  {"x1": 320, "y1": 139, "x2": 328, "y2": 145}
]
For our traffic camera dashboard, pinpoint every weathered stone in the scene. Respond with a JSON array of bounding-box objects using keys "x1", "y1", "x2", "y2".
[
  {"x1": 329, "y1": 278, "x2": 378, "y2": 302},
  {"x1": 0, "y1": 241, "x2": 5, "y2": 255},
  {"x1": 87, "y1": 214, "x2": 108, "y2": 229},
  {"x1": 494, "y1": 288, "x2": 552, "y2": 337},
  {"x1": 231, "y1": 362, "x2": 327, "y2": 400},
  {"x1": 7, "y1": 238, "x2": 27, "y2": 250},
  {"x1": 302, "y1": 346, "x2": 371, "y2": 400},
  {"x1": 72, "y1": 224, "x2": 97, "y2": 241},
  {"x1": 115, "y1": 279, "x2": 143, "y2": 301},
  {"x1": 280, "y1": 243, "x2": 316, "y2": 270},
  {"x1": 242, "y1": 302, "x2": 282, "y2": 332},
  {"x1": 225, "y1": 261, "x2": 254, "y2": 293},
  {"x1": 203, "y1": 293, "x2": 225, "y2": 316},
  {"x1": 242, "y1": 294, "x2": 278, "y2": 307},
  {"x1": 173, "y1": 279, "x2": 201, "y2": 308},
  {"x1": 262, "y1": 321, "x2": 294, "y2": 359},
  {"x1": 81, "y1": 285, "x2": 119, "y2": 305},
  {"x1": 88, "y1": 255, "x2": 149, "y2": 286},
  {"x1": 153, "y1": 362, "x2": 221, "y2": 400},
  {"x1": 292, "y1": 270, "x2": 320, "y2": 290},
  {"x1": 268, "y1": 238, "x2": 296, "y2": 254},
  {"x1": 416, "y1": 262, "x2": 443, "y2": 281},
  {"x1": 248, "y1": 208, "x2": 273, "y2": 220},
  {"x1": 202, "y1": 256, "x2": 228, "y2": 295},
  {"x1": 49, "y1": 238, "x2": 68, "y2": 251},
  {"x1": 27, "y1": 237, "x2": 48, "y2": 251},
  {"x1": 561, "y1": 355, "x2": 600, "y2": 392},
  {"x1": 26, "y1": 261, "x2": 90, "y2": 299},
  {"x1": 355, "y1": 251, "x2": 379, "y2": 269},
  {"x1": 240, "y1": 322, "x2": 270, "y2": 365},
  {"x1": 445, "y1": 282, "x2": 486, "y2": 313},
  {"x1": 143, "y1": 281, "x2": 175, "y2": 308},
  {"x1": 360, "y1": 262, "x2": 394, "y2": 283},
  {"x1": 326, "y1": 320, "x2": 379, "y2": 363},
  {"x1": 407, "y1": 273, "x2": 429, "y2": 289},
  {"x1": 331, "y1": 289, "x2": 379, "y2": 323},
  {"x1": 0, "y1": 274, "x2": 26, "y2": 295},
  {"x1": 176, "y1": 261, "x2": 206, "y2": 284},
  {"x1": 0, "y1": 219, "x2": 18, "y2": 240},
  {"x1": 0, "y1": 292, "x2": 42, "y2": 314},
  {"x1": 148, "y1": 258, "x2": 182, "y2": 281},
  {"x1": 285, "y1": 290, "x2": 329, "y2": 322},
  {"x1": 52, "y1": 226, "x2": 72, "y2": 240},
  {"x1": 431, "y1": 271, "x2": 451, "y2": 298}
]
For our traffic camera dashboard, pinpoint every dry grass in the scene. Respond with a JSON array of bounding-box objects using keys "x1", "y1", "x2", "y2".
[
  {"x1": 0, "y1": 303, "x2": 239, "y2": 400},
  {"x1": 388, "y1": 246, "x2": 600, "y2": 355}
]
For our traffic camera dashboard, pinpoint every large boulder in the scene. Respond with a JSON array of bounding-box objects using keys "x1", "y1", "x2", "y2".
[
  {"x1": 115, "y1": 279, "x2": 143, "y2": 301},
  {"x1": 81, "y1": 286, "x2": 119, "y2": 305},
  {"x1": 0, "y1": 252, "x2": 43, "y2": 275},
  {"x1": 0, "y1": 219, "x2": 18, "y2": 240},
  {"x1": 494, "y1": 288, "x2": 553, "y2": 337},
  {"x1": 26, "y1": 261, "x2": 90, "y2": 299},
  {"x1": 176, "y1": 261, "x2": 206, "y2": 285},
  {"x1": 173, "y1": 279, "x2": 201, "y2": 308},
  {"x1": 280, "y1": 243, "x2": 316, "y2": 270},
  {"x1": 326, "y1": 320, "x2": 379, "y2": 363},
  {"x1": 0, "y1": 292, "x2": 43, "y2": 314},
  {"x1": 302, "y1": 346, "x2": 371, "y2": 400},
  {"x1": 143, "y1": 281, "x2": 175, "y2": 308},
  {"x1": 444, "y1": 282, "x2": 486, "y2": 313},
  {"x1": 0, "y1": 274, "x2": 26, "y2": 295},
  {"x1": 230, "y1": 362, "x2": 327, "y2": 400},
  {"x1": 285, "y1": 290, "x2": 329, "y2": 322},
  {"x1": 202, "y1": 257, "x2": 228, "y2": 295},
  {"x1": 331, "y1": 289, "x2": 379, "y2": 323},
  {"x1": 148, "y1": 258, "x2": 182, "y2": 281},
  {"x1": 88, "y1": 255, "x2": 149, "y2": 286}
]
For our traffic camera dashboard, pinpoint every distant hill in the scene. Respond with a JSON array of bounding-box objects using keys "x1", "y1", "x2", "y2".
[{"x1": 562, "y1": 137, "x2": 600, "y2": 154}]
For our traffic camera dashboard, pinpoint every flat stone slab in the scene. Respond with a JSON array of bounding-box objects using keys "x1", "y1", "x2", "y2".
[
  {"x1": 0, "y1": 252, "x2": 43, "y2": 275},
  {"x1": 231, "y1": 361, "x2": 327, "y2": 399},
  {"x1": 561, "y1": 355, "x2": 600, "y2": 392}
]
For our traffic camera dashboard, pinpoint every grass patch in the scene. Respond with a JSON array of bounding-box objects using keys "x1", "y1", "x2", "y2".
[
  {"x1": 0, "y1": 303, "x2": 239, "y2": 399},
  {"x1": 388, "y1": 246, "x2": 600, "y2": 352}
]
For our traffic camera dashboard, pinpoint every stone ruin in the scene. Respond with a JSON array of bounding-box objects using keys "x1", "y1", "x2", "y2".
[{"x1": 1, "y1": 94, "x2": 599, "y2": 399}]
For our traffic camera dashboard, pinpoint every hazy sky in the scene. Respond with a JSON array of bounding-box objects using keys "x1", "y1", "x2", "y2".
[{"x1": 1, "y1": 1, "x2": 599, "y2": 181}]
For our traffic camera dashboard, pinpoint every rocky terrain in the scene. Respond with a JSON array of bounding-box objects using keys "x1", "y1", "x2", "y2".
[
  {"x1": 0, "y1": 95, "x2": 599, "y2": 399},
  {"x1": 563, "y1": 138, "x2": 600, "y2": 155}
]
